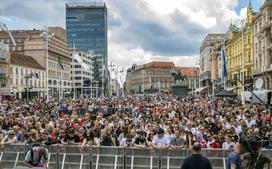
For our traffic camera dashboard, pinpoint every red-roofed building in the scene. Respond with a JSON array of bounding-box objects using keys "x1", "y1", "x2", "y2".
[
  {"x1": 176, "y1": 67, "x2": 200, "y2": 92},
  {"x1": 127, "y1": 61, "x2": 175, "y2": 94}
]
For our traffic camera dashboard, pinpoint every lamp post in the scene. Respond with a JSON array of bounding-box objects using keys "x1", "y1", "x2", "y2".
[{"x1": 40, "y1": 26, "x2": 54, "y2": 101}]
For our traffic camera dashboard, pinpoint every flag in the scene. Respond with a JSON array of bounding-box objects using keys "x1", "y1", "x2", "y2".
[
  {"x1": 222, "y1": 49, "x2": 228, "y2": 78},
  {"x1": 34, "y1": 72, "x2": 39, "y2": 79},
  {"x1": 73, "y1": 53, "x2": 89, "y2": 71},
  {"x1": 59, "y1": 62, "x2": 64, "y2": 70}
]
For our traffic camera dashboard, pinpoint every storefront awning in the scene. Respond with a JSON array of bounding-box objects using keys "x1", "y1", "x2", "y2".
[
  {"x1": 225, "y1": 86, "x2": 238, "y2": 92},
  {"x1": 194, "y1": 86, "x2": 208, "y2": 92}
]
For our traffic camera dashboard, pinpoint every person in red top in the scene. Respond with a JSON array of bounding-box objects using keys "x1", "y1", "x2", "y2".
[{"x1": 209, "y1": 135, "x2": 220, "y2": 149}]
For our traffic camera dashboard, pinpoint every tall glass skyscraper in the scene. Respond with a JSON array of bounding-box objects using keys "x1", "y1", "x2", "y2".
[{"x1": 66, "y1": 2, "x2": 108, "y2": 94}]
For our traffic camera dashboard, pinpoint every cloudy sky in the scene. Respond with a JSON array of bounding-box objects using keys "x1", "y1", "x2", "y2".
[{"x1": 0, "y1": 0, "x2": 264, "y2": 71}]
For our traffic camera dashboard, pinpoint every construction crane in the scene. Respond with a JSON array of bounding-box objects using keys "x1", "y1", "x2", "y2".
[{"x1": 0, "y1": 21, "x2": 16, "y2": 46}]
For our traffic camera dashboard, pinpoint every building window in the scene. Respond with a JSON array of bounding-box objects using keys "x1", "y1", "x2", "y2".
[{"x1": 16, "y1": 68, "x2": 18, "y2": 75}]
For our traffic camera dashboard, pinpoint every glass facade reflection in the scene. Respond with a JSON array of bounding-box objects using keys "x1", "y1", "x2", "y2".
[{"x1": 66, "y1": 2, "x2": 108, "y2": 90}]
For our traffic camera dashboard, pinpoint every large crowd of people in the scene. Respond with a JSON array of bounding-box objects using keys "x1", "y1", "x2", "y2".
[{"x1": 0, "y1": 95, "x2": 271, "y2": 150}]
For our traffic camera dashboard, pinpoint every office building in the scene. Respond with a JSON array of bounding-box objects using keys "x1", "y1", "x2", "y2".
[
  {"x1": 66, "y1": 2, "x2": 108, "y2": 95},
  {"x1": 71, "y1": 51, "x2": 94, "y2": 98}
]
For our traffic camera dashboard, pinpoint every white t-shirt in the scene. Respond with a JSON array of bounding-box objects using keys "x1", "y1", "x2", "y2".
[
  {"x1": 234, "y1": 126, "x2": 242, "y2": 135},
  {"x1": 120, "y1": 138, "x2": 135, "y2": 147},
  {"x1": 222, "y1": 142, "x2": 235, "y2": 149},
  {"x1": 152, "y1": 135, "x2": 170, "y2": 147}
]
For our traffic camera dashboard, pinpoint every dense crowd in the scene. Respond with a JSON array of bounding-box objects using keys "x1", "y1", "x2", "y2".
[{"x1": 0, "y1": 95, "x2": 271, "y2": 150}]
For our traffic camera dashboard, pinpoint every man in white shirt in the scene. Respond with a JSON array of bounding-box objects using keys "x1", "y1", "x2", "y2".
[
  {"x1": 152, "y1": 128, "x2": 170, "y2": 149},
  {"x1": 222, "y1": 136, "x2": 235, "y2": 149},
  {"x1": 233, "y1": 121, "x2": 242, "y2": 135}
]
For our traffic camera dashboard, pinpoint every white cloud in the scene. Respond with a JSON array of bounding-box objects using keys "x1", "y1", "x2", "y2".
[
  {"x1": 0, "y1": 0, "x2": 248, "y2": 85},
  {"x1": 239, "y1": 7, "x2": 248, "y2": 21}
]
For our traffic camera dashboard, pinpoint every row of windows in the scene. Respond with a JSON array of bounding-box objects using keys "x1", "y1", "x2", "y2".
[
  {"x1": 11, "y1": 67, "x2": 45, "y2": 79},
  {"x1": 12, "y1": 78, "x2": 45, "y2": 88},
  {"x1": 66, "y1": 27, "x2": 105, "y2": 32},
  {"x1": 48, "y1": 80, "x2": 71, "y2": 86},
  {"x1": 66, "y1": 22, "x2": 102, "y2": 27}
]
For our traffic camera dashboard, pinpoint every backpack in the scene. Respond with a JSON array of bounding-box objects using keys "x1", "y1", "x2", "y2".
[
  {"x1": 29, "y1": 144, "x2": 46, "y2": 167},
  {"x1": 240, "y1": 152, "x2": 270, "y2": 169},
  {"x1": 240, "y1": 153, "x2": 252, "y2": 169}
]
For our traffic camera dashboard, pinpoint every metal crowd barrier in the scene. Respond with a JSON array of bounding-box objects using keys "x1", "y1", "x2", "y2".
[{"x1": 0, "y1": 144, "x2": 271, "y2": 169}]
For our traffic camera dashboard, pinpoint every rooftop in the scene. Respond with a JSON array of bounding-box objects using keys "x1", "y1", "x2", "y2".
[
  {"x1": 10, "y1": 52, "x2": 45, "y2": 70},
  {"x1": 143, "y1": 61, "x2": 175, "y2": 69},
  {"x1": 66, "y1": 2, "x2": 105, "y2": 8},
  {"x1": 178, "y1": 67, "x2": 199, "y2": 77}
]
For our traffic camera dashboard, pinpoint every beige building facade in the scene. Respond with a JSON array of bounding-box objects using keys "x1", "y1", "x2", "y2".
[
  {"x1": 199, "y1": 34, "x2": 225, "y2": 94},
  {"x1": 253, "y1": 0, "x2": 272, "y2": 90},
  {"x1": 0, "y1": 27, "x2": 72, "y2": 98},
  {"x1": 10, "y1": 52, "x2": 46, "y2": 99},
  {"x1": 0, "y1": 42, "x2": 10, "y2": 94},
  {"x1": 130, "y1": 61, "x2": 175, "y2": 94}
]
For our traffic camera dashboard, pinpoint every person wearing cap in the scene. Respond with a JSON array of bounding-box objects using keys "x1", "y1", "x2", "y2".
[
  {"x1": 151, "y1": 128, "x2": 170, "y2": 149},
  {"x1": 181, "y1": 142, "x2": 212, "y2": 169}
]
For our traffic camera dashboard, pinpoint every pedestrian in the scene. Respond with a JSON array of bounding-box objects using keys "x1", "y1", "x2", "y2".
[
  {"x1": 151, "y1": 128, "x2": 170, "y2": 149},
  {"x1": 226, "y1": 143, "x2": 241, "y2": 169},
  {"x1": 180, "y1": 142, "x2": 212, "y2": 169},
  {"x1": 23, "y1": 146, "x2": 49, "y2": 168}
]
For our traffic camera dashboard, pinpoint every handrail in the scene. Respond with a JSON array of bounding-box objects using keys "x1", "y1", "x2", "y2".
[{"x1": 0, "y1": 145, "x2": 271, "y2": 169}]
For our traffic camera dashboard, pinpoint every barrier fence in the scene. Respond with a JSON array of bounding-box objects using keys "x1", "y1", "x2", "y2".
[{"x1": 0, "y1": 144, "x2": 271, "y2": 169}]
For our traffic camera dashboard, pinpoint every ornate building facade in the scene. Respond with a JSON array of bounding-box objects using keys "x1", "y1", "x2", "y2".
[
  {"x1": 253, "y1": 0, "x2": 272, "y2": 90},
  {"x1": 226, "y1": 4, "x2": 255, "y2": 94}
]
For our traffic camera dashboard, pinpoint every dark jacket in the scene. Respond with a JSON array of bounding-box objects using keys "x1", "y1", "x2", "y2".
[{"x1": 181, "y1": 154, "x2": 212, "y2": 169}]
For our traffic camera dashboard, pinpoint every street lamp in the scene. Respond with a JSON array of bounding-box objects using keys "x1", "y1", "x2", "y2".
[{"x1": 40, "y1": 26, "x2": 54, "y2": 101}]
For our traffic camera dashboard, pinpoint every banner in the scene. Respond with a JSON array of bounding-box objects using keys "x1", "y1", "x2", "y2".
[{"x1": 73, "y1": 53, "x2": 89, "y2": 71}]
